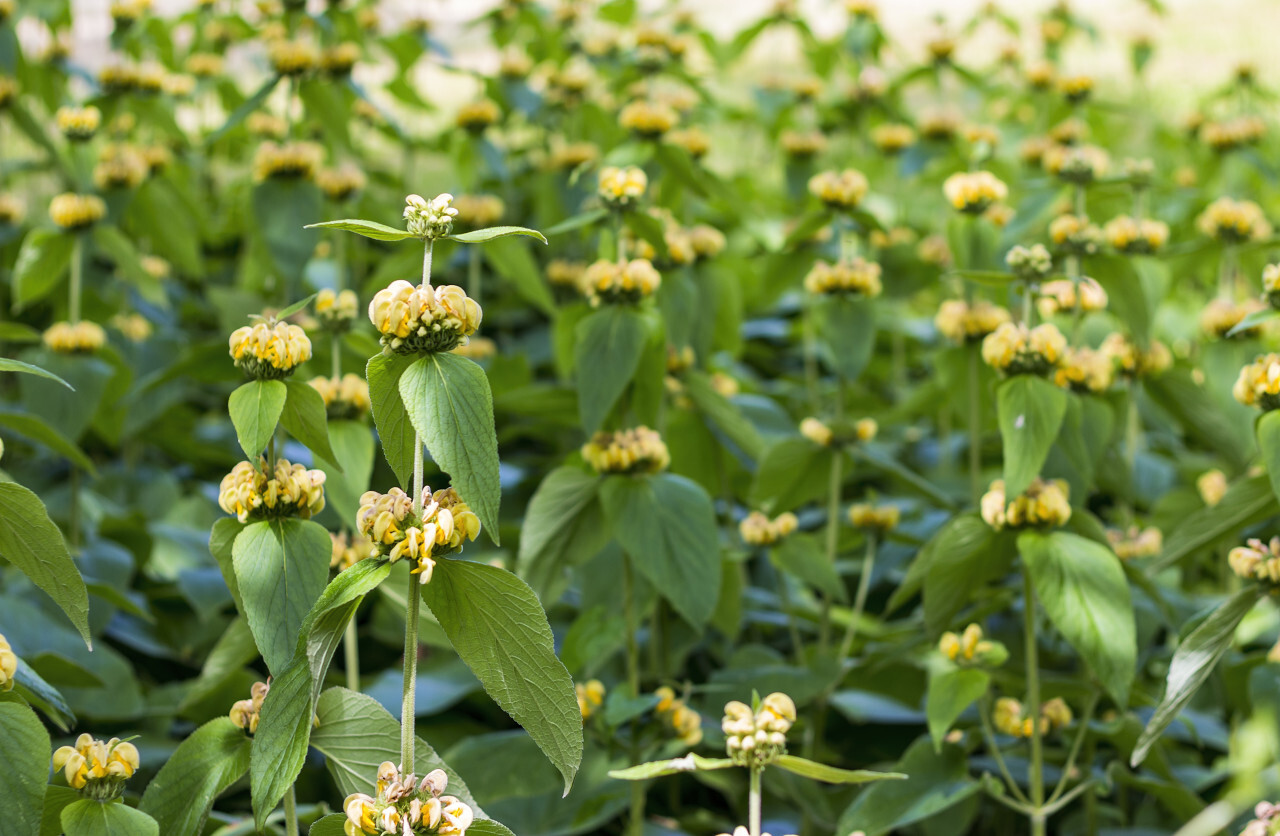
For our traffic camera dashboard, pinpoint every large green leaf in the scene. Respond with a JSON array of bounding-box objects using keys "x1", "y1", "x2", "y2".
[
  {"x1": 0, "y1": 410, "x2": 96, "y2": 473},
  {"x1": 1256, "y1": 409, "x2": 1280, "y2": 504},
  {"x1": 304, "y1": 218, "x2": 416, "y2": 241},
  {"x1": 0, "y1": 700, "x2": 52, "y2": 836},
  {"x1": 227, "y1": 380, "x2": 287, "y2": 460},
  {"x1": 12, "y1": 227, "x2": 74, "y2": 311},
  {"x1": 925, "y1": 667, "x2": 990, "y2": 750},
  {"x1": 997, "y1": 375, "x2": 1068, "y2": 497},
  {"x1": 774, "y1": 754, "x2": 907, "y2": 784},
  {"x1": 399, "y1": 353, "x2": 502, "y2": 542},
  {"x1": 1019, "y1": 531, "x2": 1136, "y2": 705},
  {"x1": 422, "y1": 560, "x2": 583, "y2": 793},
  {"x1": 608, "y1": 754, "x2": 734, "y2": 780},
  {"x1": 446, "y1": 225, "x2": 548, "y2": 244},
  {"x1": 1154, "y1": 474, "x2": 1278, "y2": 571},
  {"x1": 231, "y1": 518, "x2": 330, "y2": 674},
  {"x1": 515, "y1": 466, "x2": 609, "y2": 601},
  {"x1": 61, "y1": 800, "x2": 159, "y2": 836},
  {"x1": 749, "y1": 437, "x2": 834, "y2": 513},
  {"x1": 367, "y1": 352, "x2": 418, "y2": 488},
  {"x1": 598, "y1": 472, "x2": 722, "y2": 627},
  {"x1": 770, "y1": 533, "x2": 844, "y2": 601},
  {"x1": 0, "y1": 482, "x2": 91, "y2": 644},
  {"x1": 1131, "y1": 586, "x2": 1264, "y2": 767},
  {"x1": 318, "y1": 420, "x2": 375, "y2": 530},
  {"x1": 682, "y1": 371, "x2": 765, "y2": 460},
  {"x1": 281, "y1": 379, "x2": 339, "y2": 467},
  {"x1": 574, "y1": 307, "x2": 649, "y2": 434},
  {"x1": 252, "y1": 178, "x2": 323, "y2": 286},
  {"x1": 836, "y1": 737, "x2": 981, "y2": 836},
  {"x1": 0, "y1": 358, "x2": 73, "y2": 388},
  {"x1": 139, "y1": 718, "x2": 252, "y2": 836},
  {"x1": 818, "y1": 295, "x2": 876, "y2": 381}
]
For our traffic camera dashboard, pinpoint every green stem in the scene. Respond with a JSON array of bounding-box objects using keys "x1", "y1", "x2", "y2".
[
  {"x1": 978, "y1": 693, "x2": 1033, "y2": 805},
  {"x1": 616, "y1": 213, "x2": 627, "y2": 264},
  {"x1": 819, "y1": 446, "x2": 843, "y2": 652},
  {"x1": 748, "y1": 767, "x2": 763, "y2": 836},
  {"x1": 967, "y1": 346, "x2": 982, "y2": 505},
  {"x1": 1048, "y1": 693, "x2": 1098, "y2": 804},
  {"x1": 423, "y1": 238, "x2": 435, "y2": 287},
  {"x1": 623, "y1": 555, "x2": 645, "y2": 836},
  {"x1": 803, "y1": 301, "x2": 819, "y2": 412},
  {"x1": 283, "y1": 785, "x2": 299, "y2": 836},
  {"x1": 1023, "y1": 570, "x2": 1046, "y2": 836},
  {"x1": 837, "y1": 534, "x2": 876, "y2": 661},
  {"x1": 69, "y1": 234, "x2": 83, "y2": 324},
  {"x1": 402, "y1": 434, "x2": 425, "y2": 769},
  {"x1": 344, "y1": 616, "x2": 360, "y2": 692},
  {"x1": 331, "y1": 333, "x2": 342, "y2": 380}
]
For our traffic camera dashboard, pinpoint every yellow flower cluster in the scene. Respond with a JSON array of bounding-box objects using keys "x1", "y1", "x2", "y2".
[
  {"x1": 549, "y1": 142, "x2": 601, "y2": 172},
  {"x1": 456, "y1": 98, "x2": 501, "y2": 131},
  {"x1": 453, "y1": 194, "x2": 505, "y2": 229},
  {"x1": 1198, "y1": 197, "x2": 1272, "y2": 243},
  {"x1": 229, "y1": 319, "x2": 312, "y2": 378},
  {"x1": 598, "y1": 165, "x2": 648, "y2": 208},
  {"x1": 689, "y1": 225, "x2": 727, "y2": 259},
  {"x1": 781, "y1": 129, "x2": 829, "y2": 158},
  {"x1": 252, "y1": 141, "x2": 323, "y2": 182},
  {"x1": 1107, "y1": 526, "x2": 1163, "y2": 560},
  {"x1": 803, "y1": 257, "x2": 883, "y2": 298},
  {"x1": 1202, "y1": 298, "x2": 1266, "y2": 339},
  {"x1": 943, "y1": 171, "x2": 1008, "y2": 214},
  {"x1": 43, "y1": 321, "x2": 106, "y2": 354},
  {"x1": 980, "y1": 478, "x2": 1072, "y2": 531},
  {"x1": 577, "y1": 679, "x2": 605, "y2": 719},
  {"x1": 93, "y1": 143, "x2": 149, "y2": 190},
  {"x1": 229, "y1": 680, "x2": 270, "y2": 734},
  {"x1": 546, "y1": 259, "x2": 586, "y2": 289},
  {"x1": 368, "y1": 280, "x2": 482, "y2": 355},
  {"x1": 739, "y1": 511, "x2": 799, "y2": 546},
  {"x1": 268, "y1": 39, "x2": 318, "y2": 76},
  {"x1": 655, "y1": 687, "x2": 703, "y2": 745},
  {"x1": 309, "y1": 374, "x2": 372, "y2": 420},
  {"x1": 0, "y1": 633, "x2": 15, "y2": 691},
  {"x1": 1229, "y1": 538, "x2": 1280, "y2": 585},
  {"x1": 317, "y1": 165, "x2": 367, "y2": 203},
  {"x1": 581, "y1": 426, "x2": 670, "y2": 474},
  {"x1": 871, "y1": 123, "x2": 916, "y2": 155},
  {"x1": 1105, "y1": 215, "x2": 1170, "y2": 254},
  {"x1": 111, "y1": 313, "x2": 152, "y2": 342},
  {"x1": 218, "y1": 459, "x2": 326, "y2": 522},
  {"x1": 619, "y1": 99, "x2": 678, "y2": 138},
  {"x1": 52, "y1": 735, "x2": 140, "y2": 798},
  {"x1": 848, "y1": 503, "x2": 900, "y2": 533},
  {"x1": 939, "y1": 624, "x2": 1003, "y2": 667},
  {"x1": 331, "y1": 530, "x2": 374, "y2": 572},
  {"x1": 49, "y1": 193, "x2": 107, "y2": 230},
  {"x1": 1058, "y1": 73, "x2": 1094, "y2": 102},
  {"x1": 1198, "y1": 470, "x2": 1228, "y2": 507},
  {"x1": 993, "y1": 696, "x2": 1073, "y2": 738},
  {"x1": 1043, "y1": 143, "x2": 1109, "y2": 184},
  {"x1": 321, "y1": 42, "x2": 360, "y2": 76},
  {"x1": 1236, "y1": 355, "x2": 1280, "y2": 412},
  {"x1": 1099, "y1": 333, "x2": 1171, "y2": 378},
  {"x1": 248, "y1": 112, "x2": 288, "y2": 139},
  {"x1": 934, "y1": 299, "x2": 1011, "y2": 343},
  {"x1": 1054, "y1": 346, "x2": 1114, "y2": 393},
  {"x1": 345, "y1": 763, "x2": 475, "y2": 836},
  {"x1": 0, "y1": 193, "x2": 23, "y2": 225},
  {"x1": 809, "y1": 169, "x2": 869, "y2": 210},
  {"x1": 579, "y1": 258, "x2": 661, "y2": 306},
  {"x1": 404, "y1": 193, "x2": 459, "y2": 239},
  {"x1": 356, "y1": 486, "x2": 481, "y2": 585},
  {"x1": 57, "y1": 106, "x2": 101, "y2": 140},
  {"x1": 723, "y1": 692, "x2": 795, "y2": 767},
  {"x1": 1049, "y1": 213, "x2": 1103, "y2": 256},
  {"x1": 316, "y1": 288, "x2": 360, "y2": 331},
  {"x1": 1263, "y1": 264, "x2": 1280, "y2": 308},
  {"x1": 981, "y1": 322, "x2": 1067, "y2": 376},
  {"x1": 1201, "y1": 116, "x2": 1266, "y2": 153},
  {"x1": 800, "y1": 416, "x2": 832, "y2": 446},
  {"x1": 185, "y1": 52, "x2": 223, "y2": 78},
  {"x1": 667, "y1": 126, "x2": 711, "y2": 159},
  {"x1": 1037, "y1": 278, "x2": 1108, "y2": 317}
]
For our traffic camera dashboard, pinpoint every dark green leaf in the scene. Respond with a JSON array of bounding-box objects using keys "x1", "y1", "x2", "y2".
[
  {"x1": 281, "y1": 379, "x2": 339, "y2": 467},
  {"x1": 997, "y1": 375, "x2": 1068, "y2": 497},
  {"x1": 227, "y1": 380, "x2": 287, "y2": 460},
  {"x1": 139, "y1": 718, "x2": 252, "y2": 836},
  {"x1": 774, "y1": 754, "x2": 907, "y2": 784},
  {"x1": 574, "y1": 307, "x2": 650, "y2": 433},
  {"x1": 61, "y1": 800, "x2": 159, "y2": 836},
  {"x1": 0, "y1": 482, "x2": 91, "y2": 645},
  {"x1": 12, "y1": 228, "x2": 74, "y2": 311},
  {"x1": 0, "y1": 700, "x2": 52, "y2": 836},
  {"x1": 367, "y1": 352, "x2": 418, "y2": 488},
  {"x1": 304, "y1": 219, "x2": 416, "y2": 242}
]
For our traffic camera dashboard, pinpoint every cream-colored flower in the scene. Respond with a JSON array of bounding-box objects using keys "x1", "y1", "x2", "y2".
[
  {"x1": 799, "y1": 417, "x2": 833, "y2": 447},
  {"x1": 0, "y1": 633, "x2": 16, "y2": 691},
  {"x1": 403, "y1": 193, "x2": 459, "y2": 240},
  {"x1": 356, "y1": 486, "x2": 480, "y2": 584},
  {"x1": 331, "y1": 530, "x2": 374, "y2": 572},
  {"x1": 57, "y1": 106, "x2": 101, "y2": 141},
  {"x1": 943, "y1": 171, "x2": 1007, "y2": 214},
  {"x1": 218, "y1": 458, "x2": 326, "y2": 522},
  {"x1": 740, "y1": 511, "x2": 799, "y2": 546},
  {"x1": 981, "y1": 322, "x2": 1067, "y2": 376},
  {"x1": 1037, "y1": 278, "x2": 1108, "y2": 317},
  {"x1": 1054, "y1": 346, "x2": 1114, "y2": 393},
  {"x1": 229, "y1": 319, "x2": 312, "y2": 378},
  {"x1": 1198, "y1": 197, "x2": 1271, "y2": 243},
  {"x1": 52, "y1": 734, "x2": 140, "y2": 798},
  {"x1": 935, "y1": 299, "x2": 1011, "y2": 343},
  {"x1": 1202, "y1": 298, "x2": 1266, "y2": 339},
  {"x1": 980, "y1": 478, "x2": 1072, "y2": 531},
  {"x1": 49, "y1": 193, "x2": 107, "y2": 230},
  {"x1": 804, "y1": 258, "x2": 882, "y2": 298},
  {"x1": 582, "y1": 426, "x2": 669, "y2": 474},
  {"x1": 316, "y1": 165, "x2": 367, "y2": 203},
  {"x1": 1107, "y1": 526, "x2": 1163, "y2": 560},
  {"x1": 579, "y1": 258, "x2": 661, "y2": 306},
  {"x1": 229, "y1": 680, "x2": 271, "y2": 734},
  {"x1": 1105, "y1": 215, "x2": 1169, "y2": 254},
  {"x1": 576, "y1": 679, "x2": 605, "y2": 718},
  {"x1": 368, "y1": 280, "x2": 482, "y2": 354},
  {"x1": 268, "y1": 39, "x2": 317, "y2": 76},
  {"x1": 1233, "y1": 353, "x2": 1280, "y2": 410},
  {"x1": 619, "y1": 100, "x2": 678, "y2": 138},
  {"x1": 1197, "y1": 470, "x2": 1228, "y2": 507},
  {"x1": 456, "y1": 98, "x2": 501, "y2": 131},
  {"x1": 43, "y1": 321, "x2": 106, "y2": 354},
  {"x1": 723, "y1": 692, "x2": 794, "y2": 767},
  {"x1": 309, "y1": 374, "x2": 371, "y2": 420},
  {"x1": 1229, "y1": 537, "x2": 1280, "y2": 586},
  {"x1": 848, "y1": 503, "x2": 899, "y2": 533},
  {"x1": 316, "y1": 288, "x2": 360, "y2": 331},
  {"x1": 809, "y1": 169, "x2": 869, "y2": 210},
  {"x1": 252, "y1": 141, "x2": 323, "y2": 182},
  {"x1": 598, "y1": 166, "x2": 648, "y2": 208}
]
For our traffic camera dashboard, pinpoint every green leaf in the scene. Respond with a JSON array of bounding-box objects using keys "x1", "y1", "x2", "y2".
[
  {"x1": 1131, "y1": 586, "x2": 1264, "y2": 767},
  {"x1": 399, "y1": 353, "x2": 502, "y2": 543},
  {"x1": 139, "y1": 718, "x2": 252, "y2": 836},
  {"x1": 0, "y1": 482, "x2": 91, "y2": 645},
  {"x1": 281, "y1": 379, "x2": 339, "y2": 467},
  {"x1": 93, "y1": 225, "x2": 166, "y2": 307},
  {"x1": 1154, "y1": 474, "x2": 1278, "y2": 571},
  {"x1": 682, "y1": 371, "x2": 765, "y2": 460},
  {"x1": 482, "y1": 236, "x2": 556, "y2": 316},
  {"x1": 774, "y1": 754, "x2": 907, "y2": 784},
  {"x1": 515, "y1": 466, "x2": 609, "y2": 601},
  {"x1": 948, "y1": 269, "x2": 1016, "y2": 287},
  {"x1": 997, "y1": 374, "x2": 1068, "y2": 497},
  {"x1": 367, "y1": 352, "x2": 418, "y2": 488},
  {"x1": 905, "y1": 514, "x2": 1005, "y2": 633},
  {"x1": 61, "y1": 800, "x2": 159, "y2": 836},
  {"x1": 304, "y1": 218, "x2": 417, "y2": 241},
  {"x1": 1256, "y1": 410, "x2": 1280, "y2": 504},
  {"x1": 210, "y1": 518, "x2": 247, "y2": 612},
  {"x1": 178, "y1": 616, "x2": 257, "y2": 712},
  {"x1": 1228, "y1": 305, "x2": 1280, "y2": 337},
  {"x1": 227, "y1": 380, "x2": 287, "y2": 460},
  {"x1": 770, "y1": 533, "x2": 844, "y2": 601},
  {"x1": 818, "y1": 295, "x2": 876, "y2": 381},
  {"x1": 253, "y1": 178, "x2": 323, "y2": 286},
  {"x1": 607, "y1": 753, "x2": 735, "y2": 780},
  {"x1": 309, "y1": 814, "x2": 348, "y2": 836},
  {"x1": 0, "y1": 700, "x2": 52, "y2": 836},
  {"x1": 422, "y1": 560, "x2": 583, "y2": 793},
  {"x1": 276, "y1": 292, "x2": 319, "y2": 319},
  {"x1": 835, "y1": 737, "x2": 980, "y2": 836},
  {"x1": 446, "y1": 225, "x2": 548, "y2": 245},
  {"x1": 12, "y1": 228, "x2": 74, "y2": 311},
  {"x1": 574, "y1": 307, "x2": 650, "y2": 433},
  {"x1": 542, "y1": 209, "x2": 609, "y2": 236},
  {"x1": 41, "y1": 787, "x2": 81, "y2": 836},
  {"x1": 231, "y1": 518, "x2": 330, "y2": 674},
  {"x1": 598, "y1": 472, "x2": 721, "y2": 627},
  {"x1": 0, "y1": 358, "x2": 73, "y2": 388},
  {"x1": 1019, "y1": 531, "x2": 1136, "y2": 705},
  {"x1": 207, "y1": 75, "x2": 281, "y2": 144},
  {"x1": 926, "y1": 667, "x2": 990, "y2": 749},
  {"x1": 14, "y1": 661, "x2": 76, "y2": 730},
  {"x1": 318, "y1": 421, "x2": 375, "y2": 530},
  {"x1": 749, "y1": 437, "x2": 834, "y2": 513},
  {"x1": 0, "y1": 410, "x2": 97, "y2": 474}
]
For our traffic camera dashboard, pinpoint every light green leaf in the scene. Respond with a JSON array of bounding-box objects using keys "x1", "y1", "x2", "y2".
[
  {"x1": 12, "y1": 228, "x2": 74, "y2": 311},
  {"x1": 770, "y1": 533, "x2": 844, "y2": 601},
  {"x1": 139, "y1": 718, "x2": 252, "y2": 836},
  {"x1": 422, "y1": 560, "x2": 583, "y2": 793},
  {"x1": 281, "y1": 379, "x2": 339, "y2": 467},
  {"x1": 61, "y1": 800, "x2": 159, "y2": 836},
  {"x1": 818, "y1": 295, "x2": 876, "y2": 382},
  {"x1": 1132, "y1": 586, "x2": 1264, "y2": 766},
  {"x1": 542, "y1": 209, "x2": 609, "y2": 236},
  {"x1": 574, "y1": 307, "x2": 649, "y2": 434},
  {"x1": 0, "y1": 700, "x2": 52, "y2": 836},
  {"x1": 1256, "y1": 410, "x2": 1280, "y2": 504},
  {"x1": 0, "y1": 358, "x2": 73, "y2": 388},
  {"x1": 14, "y1": 660, "x2": 76, "y2": 730},
  {"x1": 207, "y1": 75, "x2": 281, "y2": 143},
  {"x1": 318, "y1": 420, "x2": 375, "y2": 530},
  {"x1": 997, "y1": 374, "x2": 1068, "y2": 497},
  {"x1": 774, "y1": 754, "x2": 907, "y2": 784},
  {"x1": 836, "y1": 737, "x2": 979, "y2": 836},
  {"x1": 598, "y1": 472, "x2": 721, "y2": 627},
  {"x1": 607, "y1": 754, "x2": 734, "y2": 780},
  {"x1": 749, "y1": 437, "x2": 834, "y2": 513},
  {"x1": 227, "y1": 380, "x2": 287, "y2": 460},
  {"x1": 0, "y1": 482, "x2": 91, "y2": 645},
  {"x1": 309, "y1": 814, "x2": 348, "y2": 836},
  {"x1": 1228, "y1": 305, "x2": 1280, "y2": 337},
  {"x1": 683, "y1": 371, "x2": 764, "y2": 460},
  {"x1": 367, "y1": 352, "x2": 418, "y2": 488},
  {"x1": 1019, "y1": 530, "x2": 1136, "y2": 705},
  {"x1": 276, "y1": 293, "x2": 318, "y2": 319},
  {"x1": 1154, "y1": 474, "x2": 1278, "y2": 571},
  {"x1": 178, "y1": 616, "x2": 257, "y2": 712},
  {"x1": 209, "y1": 518, "x2": 246, "y2": 612},
  {"x1": 399, "y1": 353, "x2": 502, "y2": 543},
  {"x1": 926, "y1": 667, "x2": 990, "y2": 749},
  {"x1": 304, "y1": 219, "x2": 417, "y2": 241},
  {"x1": 515, "y1": 466, "x2": 608, "y2": 602},
  {"x1": 231, "y1": 518, "x2": 330, "y2": 674},
  {"x1": 446, "y1": 225, "x2": 548, "y2": 244},
  {"x1": 0, "y1": 410, "x2": 97, "y2": 474}
]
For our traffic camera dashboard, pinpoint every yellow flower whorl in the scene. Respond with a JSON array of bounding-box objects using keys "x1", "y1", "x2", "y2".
[
  {"x1": 368, "y1": 280, "x2": 482, "y2": 355},
  {"x1": 218, "y1": 458, "x2": 326, "y2": 522}
]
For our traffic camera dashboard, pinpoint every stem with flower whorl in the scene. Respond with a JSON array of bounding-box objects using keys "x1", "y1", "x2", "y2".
[
  {"x1": 837, "y1": 533, "x2": 877, "y2": 663},
  {"x1": 748, "y1": 766, "x2": 763, "y2": 836}
]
